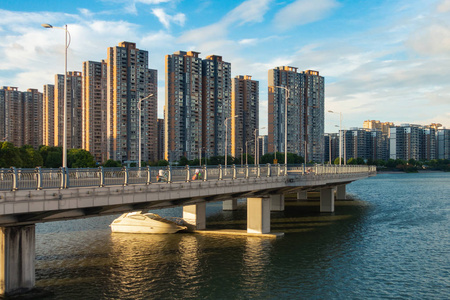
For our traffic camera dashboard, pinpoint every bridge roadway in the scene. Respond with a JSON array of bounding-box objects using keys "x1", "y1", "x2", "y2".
[{"x1": 0, "y1": 164, "x2": 376, "y2": 295}]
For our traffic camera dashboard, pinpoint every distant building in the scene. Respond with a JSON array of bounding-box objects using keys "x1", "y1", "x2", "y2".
[
  {"x1": 55, "y1": 72, "x2": 83, "y2": 149},
  {"x1": 157, "y1": 118, "x2": 165, "y2": 161},
  {"x1": 258, "y1": 135, "x2": 268, "y2": 157},
  {"x1": 389, "y1": 124, "x2": 423, "y2": 160},
  {"x1": 0, "y1": 86, "x2": 42, "y2": 148},
  {"x1": 165, "y1": 51, "x2": 232, "y2": 162},
  {"x1": 268, "y1": 67, "x2": 324, "y2": 162},
  {"x1": 437, "y1": 129, "x2": 450, "y2": 159},
  {"x1": 82, "y1": 60, "x2": 107, "y2": 163},
  {"x1": 363, "y1": 120, "x2": 394, "y2": 136},
  {"x1": 231, "y1": 75, "x2": 259, "y2": 158},
  {"x1": 106, "y1": 42, "x2": 157, "y2": 163},
  {"x1": 42, "y1": 84, "x2": 55, "y2": 146},
  {"x1": 324, "y1": 133, "x2": 339, "y2": 163}
]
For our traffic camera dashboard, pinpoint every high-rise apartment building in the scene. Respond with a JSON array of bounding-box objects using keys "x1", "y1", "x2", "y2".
[
  {"x1": 268, "y1": 66, "x2": 303, "y2": 156},
  {"x1": 437, "y1": 129, "x2": 450, "y2": 159},
  {"x1": 389, "y1": 124, "x2": 423, "y2": 160},
  {"x1": 324, "y1": 133, "x2": 339, "y2": 163},
  {"x1": 157, "y1": 118, "x2": 165, "y2": 161},
  {"x1": 363, "y1": 120, "x2": 394, "y2": 136},
  {"x1": 43, "y1": 84, "x2": 55, "y2": 146},
  {"x1": 165, "y1": 51, "x2": 203, "y2": 162},
  {"x1": 202, "y1": 55, "x2": 232, "y2": 158},
  {"x1": 422, "y1": 123, "x2": 439, "y2": 160},
  {"x1": 0, "y1": 86, "x2": 42, "y2": 148},
  {"x1": 165, "y1": 51, "x2": 231, "y2": 162},
  {"x1": 107, "y1": 41, "x2": 157, "y2": 163},
  {"x1": 0, "y1": 87, "x2": 22, "y2": 146},
  {"x1": 268, "y1": 67, "x2": 324, "y2": 162},
  {"x1": 82, "y1": 60, "x2": 107, "y2": 163},
  {"x1": 23, "y1": 89, "x2": 43, "y2": 149},
  {"x1": 231, "y1": 75, "x2": 259, "y2": 158},
  {"x1": 303, "y1": 70, "x2": 325, "y2": 163},
  {"x1": 55, "y1": 72, "x2": 82, "y2": 149}
]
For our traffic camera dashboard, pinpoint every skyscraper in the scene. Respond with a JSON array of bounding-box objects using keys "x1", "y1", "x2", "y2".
[
  {"x1": 107, "y1": 42, "x2": 157, "y2": 163},
  {"x1": 268, "y1": 67, "x2": 324, "y2": 162},
  {"x1": 23, "y1": 88, "x2": 43, "y2": 149},
  {"x1": 202, "y1": 55, "x2": 232, "y2": 158},
  {"x1": 268, "y1": 66, "x2": 303, "y2": 156},
  {"x1": 165, "y1": 51, "x2": 203, "y2": 162},
  {"x1": 82, "y1": 60, "x2": 107, "y2": 163},
  {"x1": 231, "y1": 75, "x2": 259, "y2": 158},
  {"x1": 42, "y1": 84, "x2": 55, "y2": 146},
  {"x1": 55, "y1": 72, "x2": 82, "y2": 149}
]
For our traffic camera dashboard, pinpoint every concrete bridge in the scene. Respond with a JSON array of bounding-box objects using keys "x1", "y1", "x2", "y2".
[{"x1": 0, "y1": 164, "x2": 376, "y2": 295}]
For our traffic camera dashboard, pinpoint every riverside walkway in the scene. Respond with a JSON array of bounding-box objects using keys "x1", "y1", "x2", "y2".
[{"x1": 0, "y1": 164, "x2": 375, "y2": 295}]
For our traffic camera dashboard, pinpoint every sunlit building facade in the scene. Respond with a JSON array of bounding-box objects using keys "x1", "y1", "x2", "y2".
[
  {"x1": 107, "y1": 42, "x2": 157, "y2": 163},
  {"x1": 42, "y1": 84, "x2": 55, "y2": 146},
  {"x1": 231, "y1": 75, "x2": 259, "y2": 158}
]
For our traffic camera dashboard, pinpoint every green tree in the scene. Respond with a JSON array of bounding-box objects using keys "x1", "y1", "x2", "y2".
[
  {"x1": 67, "y1": 149, "x2": 96, "y2": 168},
  {"x1": 0, "y1": 142, "x2": 23, "y2": 167},
  {"x1": 39, "y1": 146, "x2": 62, "y2": 168},
  {"x1": 20, "y1": 145, "x2": 44, "y2": 168},
  {"x1": 103, "y1": 159, "x2": 122, "y2": 167},
  {"x1": 178, "y1": 156, "x2": 189, "y2": 166}
]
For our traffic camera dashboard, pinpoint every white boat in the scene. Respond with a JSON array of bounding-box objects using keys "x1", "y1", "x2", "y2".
[{"x1": 110, "y1": 212, "x2": 187, "y2": 234}]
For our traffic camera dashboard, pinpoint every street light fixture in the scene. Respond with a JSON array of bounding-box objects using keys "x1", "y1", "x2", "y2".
[
  {"x1": 42, "y1": 23, "x2": 71, "y2": 170},
  {"x1": 224, "y1": 115, "x2": 239, "y2": 171},
  {"x1": 138, "y1": 94, "x2": 153, "y2": 168},
  {"x1": 328, "y1": 110, "x2": 343, "y2": 165},
  {"x1": 272, "y1": 86, "x2": 290, "y2": 169}
]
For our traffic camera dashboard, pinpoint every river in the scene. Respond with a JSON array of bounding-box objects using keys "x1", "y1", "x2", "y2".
[{"x1": 32, "y1": 172, "x2": 449, "y2": 299}]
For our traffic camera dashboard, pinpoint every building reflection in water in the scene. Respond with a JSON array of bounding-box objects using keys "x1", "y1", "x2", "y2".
[{"x1": 241, "y1": 237, "x2": 273, "y2": 294}]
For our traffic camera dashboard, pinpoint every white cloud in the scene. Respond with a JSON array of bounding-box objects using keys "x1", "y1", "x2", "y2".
[
  {"x1": 273, "y1": 0, "x2": 340, "y2": 30},
  {"x1": 152, "y1": 8, "x2": 186, "y2": 29},
  {"x1": 406, "y1": 23, "x2": 450, "y2": 56},
  {"x1": 437, "y1": 0, "x2": 450, "y2": 12}
]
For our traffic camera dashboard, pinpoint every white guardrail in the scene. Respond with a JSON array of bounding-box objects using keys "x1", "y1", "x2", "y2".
[{"x1": 0, "y1": 164, "x2": 376, "y2": 191}]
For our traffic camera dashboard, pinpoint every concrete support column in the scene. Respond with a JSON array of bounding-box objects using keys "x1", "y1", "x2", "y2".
[
  {"x1": 183, "y1": 202, "x2": 206, "y2": 230},
  {"x1": 270, "y1": 194, "x2": 285, "y2": 211},
  {"x1": 247, "y1": 197, "x2": 271, "y2": 234},
  {"x1": 223, "y1": 199, "x2": 238, "y2": 211},
  {"x1": 320, "y1": 187, "x2": 335, "y2": 213},
  {"x1": 0, "y1": 225, "x2": 35, "y2": 295},
  {"x1": 297, "y1": 191, "x2": 308, "y2": 200},
  {"x1": 336, "y1": 184, "x2": 347, "y2": 200}
]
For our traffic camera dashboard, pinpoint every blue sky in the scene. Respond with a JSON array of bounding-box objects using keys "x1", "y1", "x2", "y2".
[{"x1": 1, "y1": 0, "x2": 449, "y2": 133}]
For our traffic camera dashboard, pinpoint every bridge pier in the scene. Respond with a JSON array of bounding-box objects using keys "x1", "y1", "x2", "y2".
[
  {"x1": 336, "y1": 184, "x2": 347, "y2": 200},
  {"x1": 320, "y1": 187, "x2": 336, "y2": 213},
  {"x1": 0, "y1": 225, "x2": 35, "y2": 296},
  {"x1": 247, "y1": 197, "x2": 271, "y2": 234},
  {"x1": 183, "y1": 203, "x2": 206, "y2": 230},
  {"x1": 270, "y1": 194, "x2": 285, "y2": 211},
  {"x1": 296, "y1": 190, "x2": 308, "y2": 200},
  {"x1": 223, "y1": 199, "x2": 238, "y2": 211}
]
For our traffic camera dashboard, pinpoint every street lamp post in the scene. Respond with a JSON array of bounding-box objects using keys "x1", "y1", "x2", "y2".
[
  {"x1": 245, "y1": 141, "x2": 248, "y2": 165},
  {"x1": 273, "y1": 86, "x2": 290, "y2": 169},
  {"x1": 42, "y1": 23, "x2": 70, "y2": 169},
  {"x1": 254, "y1": 127, "x2": 266, "y2": 166},
  {"x1": 224, "y1": 115, "x2": 238, "y2": 171},
  {"x1": 138, "y1": 94, "x2": 153, "y2": 168},
  {"x1": 328, "y1": 110, "x2": 343, "y2": 165}
]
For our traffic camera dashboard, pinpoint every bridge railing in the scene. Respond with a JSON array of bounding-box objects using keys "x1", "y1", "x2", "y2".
[{"x1": 0, "y1": 164, "x2": 375, "y2": 191}]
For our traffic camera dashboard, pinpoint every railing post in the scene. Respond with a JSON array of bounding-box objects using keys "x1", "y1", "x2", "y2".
[
  {"x1": 302, "y1": 163, "x2": 305, "y2": 175},
  {"x1": 99, "y1": 166, "x2": 105, "y2": 187},
  {"x1": 167, "y1": 165, "x2": 172, "y2": 183},
  {"x1": 315, "y1": 164, "x2": 318, "y2": 175},
  {"x1": 146, "y1": 166, "x2": 151, "y2": 185},
  {"x1": 123, "y1": 166, "x2": 129, "y2": 186},
  {"x1": 257, "y1": 164, "x2": 261, "y2": 178},
  {"x1": 36, "y1": 166, "x2": 42, "y2": 190},
  {"x1": 59, "y1": 167, "x2": 65, "y2": 189},
  {"x1": 185, "y1": 165, "x2": 190, "y2": 182},
  {"x1": 11, "y1": 167, "x2": 18, "y2": 191},
  {"x1": 285, "y1": 164, "x2": 288, "y2": 176},
  {"x1": 245, "y1": 164, "x2": 249, "y2": 179},
  {"x1": 277, "y1": 164, "x2": 281, "y2": 176},
  {"x1": 232, "y1": 164, "x2": 237, "y2": 179},
  {"x1": 267, "y1": 163, "x2": 271, "y2": 177},
  {"x1": 219, "y1": 164, "x2": 223, "y2": 180},
  {"x1": 203, "y1": 165, "x2": 208, "y2": 181}
]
